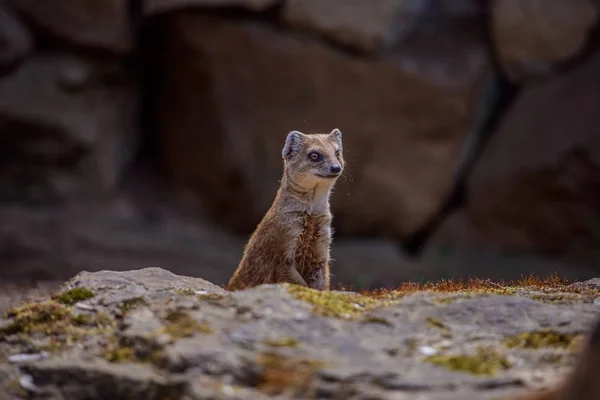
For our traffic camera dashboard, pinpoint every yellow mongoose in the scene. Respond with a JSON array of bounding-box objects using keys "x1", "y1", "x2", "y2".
[
  {"x1": 227, "y1": 129, "x2": 344, "y2": 291},
  {"x1": 509, "y1": 316, "x2": 600, "y2": 400}
]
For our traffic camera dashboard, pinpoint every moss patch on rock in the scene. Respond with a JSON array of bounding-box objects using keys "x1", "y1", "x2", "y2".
[
  {"x1": 162, "y1": 311, "x2": 213, "y2": 338},
  {"x1": 53, "y1": 288, "x2": 95, "y2": 305},
  {"x1": 0, "y1": 299, "x2": 117, "y2": 357},
  {"x1": 103, "y1": 342, "x2": 137, "y2": 363},
  {"x1": 362, "y1": 316, "x2": 393, "y2": 326},
  {"x1": 175, "y1": 288, "x2": 196, "y2": 296},
  {"x1": 285, "y1": 285, "x2": 394, "y2": 319},
  {"x1": 1, "y1": 301, "x2": 70, "y2": 336},
  {"x1": 530, "y1": 293, "x2": 583, "y2": 304},
  {"x1": 426, "y1": 317, "x2": 447, "y2": 330},
  {"x1": 118, "y1": 297, "x2": 148, "y2": 313},
  {"x1": 425, "y1": 347, "x2": 511, "y2": 376},
  {"x1": 503, "y1": 329, "x2": 583, "y2": 350}
]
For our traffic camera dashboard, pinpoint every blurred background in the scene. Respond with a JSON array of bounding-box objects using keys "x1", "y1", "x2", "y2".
[{"x1": 1, "y1": 0, "x2": 600, "y2": 308}]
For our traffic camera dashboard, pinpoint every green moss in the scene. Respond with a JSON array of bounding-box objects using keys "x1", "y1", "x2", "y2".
[
  {"x1": 104, "y1": 343, "x2": 136, "y2": 363},
  {"x1": 71, "y1": 313, "x2": 92, "y2": 326},
  {"x1": 435, "y1": 297, "x2": 455, "y2": 305},
  {"x1": 285, "y1": 284, "x2": 394, "y2": 319},
  {"x1": 426, "y1": 317, "x2": 447, "y2": 330},
  {"x1": 95, "y1": 312, "x2": 117, "y2": 330},
  {"x1": 425, "y1": 347, "x2": 511, "y2": 376},
  {"x1": 265, "y1": 337, "x2": 300, "y2": 348},
  {"x1": 426, "y1": 316, "x2": 452, "y2": 338},
  {"x1": 119, "y1": 297, "x2": 148, "y2": 313},
  {"x1": 176, "y1": 288, "x2": 196, "y2": 296},
  {"x1": 102, "y1": 335, "x2": 164, "y2": 365},
  {"x1": 503, "y1": 329, "x2": 582, "y2": 350},
  {"x1": 0, "y1": 301, "x2": 70, "y2": 336},
  {"x1": 362, "y1": 316, "x2": 393, "y2": 326},
  {"x1": 53, "y1": 288, "x2": 95, "y2": 305},
  {"x1": 530, "y1": 293, "x2": 581, "y2": 304},
  {"x1": 162, "y1": 311, "x2": 213, "y2": 338}
]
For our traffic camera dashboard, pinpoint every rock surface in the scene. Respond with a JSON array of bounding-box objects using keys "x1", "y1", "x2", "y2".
[
  {"x1": 1, "y1": 268, "x2": 599, "y2": 399},
  {"x1": 153, "y1": 12, "x2": 488, "y2": 236},
  {"x1": 435, "y1": 49, "x2": 600, "y2": 261},
  {"x1": 0, "y1": 52, "x2": 137, "y2": 204},
  {"x1": 0, "y1": 4, "x2": 32, "y2": 74},
  {"x1": 281, "y1": 0, "x2": 427, "y2": 53},
  {"x1": 7, "y1": 0, "x2": 133, "y2": 55},
  {"x1": 144, "y1": 0, "x2": 280, "y2": 15},
  {"x1": 491, "y1": 0, "x2": 599, "y2": 81},
  {"x1": 281, "y1": 0, "x2": 480, "y2": 54}
]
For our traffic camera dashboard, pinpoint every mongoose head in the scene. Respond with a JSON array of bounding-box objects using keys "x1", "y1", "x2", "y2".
[{"x1": 281, "y1": 128, "x2": 344, "y2": 189}]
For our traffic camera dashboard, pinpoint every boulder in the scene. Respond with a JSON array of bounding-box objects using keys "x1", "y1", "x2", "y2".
[
  {"x1": 0, "y1": 267, "x2": 599, "y2": 399},
  {"x1": 0, "y1": 4, "x2": 32, "y2": 74},
  {"x1": 281, "y1": 0, "x2": 480, "y2": 53},
  {"x1": 7, "y1": 0, "x2": 133, "y2": 55},
  {"x1": 0, "y1": 52, "x2": 138, "y2": 204},
  {"x1": 437, "y1": 49, "x2": 600, "y2": 261},
  {"x1": 491, "y1": 0, "x2": 600, "y2": 81},
  {"x1": 150, "y1": 12, "x2": 489, "y2": 237},
  {"x1": 144, "y1": 0, "x2": 280, "y2": 15},
  {"x1": 281, "y1": 0, "x2": 427, "y2": 53}
]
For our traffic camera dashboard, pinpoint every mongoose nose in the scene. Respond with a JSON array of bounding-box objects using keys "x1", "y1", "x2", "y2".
[{"x1": 330, "y1": 165, "x2": 341, "y2": 174}]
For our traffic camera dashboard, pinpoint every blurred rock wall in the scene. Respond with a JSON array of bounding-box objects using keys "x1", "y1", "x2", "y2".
[{"x1": 0, "y1": 0, "x2": 599, "y2": 289}]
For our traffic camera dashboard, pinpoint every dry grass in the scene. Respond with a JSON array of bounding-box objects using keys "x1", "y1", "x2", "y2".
[{"x1": 360, "y1": 273, "x2": 599, "y2": 299}]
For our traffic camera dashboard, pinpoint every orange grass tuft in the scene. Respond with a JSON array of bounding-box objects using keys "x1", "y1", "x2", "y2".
[{"x1": 360, "y1": 272, "x2": 598, "y2": 299}]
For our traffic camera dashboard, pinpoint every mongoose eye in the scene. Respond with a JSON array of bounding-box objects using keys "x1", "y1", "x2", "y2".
[
  {"x1": 308, "y1": 151, "x2": 322, "y2": 162},
  {"x1": 335, "y1": 149, "x2": 340, "y2": 158}
]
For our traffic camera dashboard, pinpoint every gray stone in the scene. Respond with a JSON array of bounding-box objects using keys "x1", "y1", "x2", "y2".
[
  {"x1": 492, "y1": 0, "x2": 599, "y2": 81},
  {"x1": 8, "y1": 0, "x2": 133, "y2": 55},
  {"x1": 144, "y1": 0, "x2": 279, "y2": 15},
  {"x1": 1, "y1": 268, "x2": 599, "y2": 399},
  {"x1": 0, "y1": 4, "x2": 32, "y2": 74},
  {"x1": 281, "y1": 0, "x2": 427, "y2": 53},
  {"x1": 0, "y1": 52, "x2": 137, "y2": 204}
]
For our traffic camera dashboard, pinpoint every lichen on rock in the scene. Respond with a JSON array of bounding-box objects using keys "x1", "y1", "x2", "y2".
[
  {"x1": 503, "y1": 329, "x2": 583, "y2": 350},
  {"x1": 285, "y1": 283, "x2": 396, "y2": 319},
  {"x1": 425, "y1": 347, "x2": 512, "y2": 376},
  {"x1": 53, "y1": 287, "x2": 95, "y2": 305}
]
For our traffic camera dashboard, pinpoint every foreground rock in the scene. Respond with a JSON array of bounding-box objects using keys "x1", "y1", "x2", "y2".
[{"x1": 1, "y1": 268, "x2": 599, "y2": 399}]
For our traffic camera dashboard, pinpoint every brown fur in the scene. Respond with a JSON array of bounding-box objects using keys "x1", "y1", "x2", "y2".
[
  {"x1": 227, "y1": 129, "x2": 345, "y2": 291},
  {"x1": 509, "y1": 316, "x2": 600, "y2": 400}
]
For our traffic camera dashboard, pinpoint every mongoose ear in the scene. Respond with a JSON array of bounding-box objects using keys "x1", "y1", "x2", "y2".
[
  {"x1": 282, "y1": 130, "x2": 304, "y2": 159},
  {"x1": 329, "y1": 128, "x2": 342, "y2": 146}
]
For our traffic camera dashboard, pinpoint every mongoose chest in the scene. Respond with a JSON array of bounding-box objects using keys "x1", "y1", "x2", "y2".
[{"x1": 294, "y1": 213, "x2": 331, "y2": 278}]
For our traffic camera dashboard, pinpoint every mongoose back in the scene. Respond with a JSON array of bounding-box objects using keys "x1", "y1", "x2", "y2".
[
  {"x1": 509, "y1": 315, "x2": 600, "y2": 400},
  {"x1": 227, "y1": 128, "x2": 344, "y2": 291}
]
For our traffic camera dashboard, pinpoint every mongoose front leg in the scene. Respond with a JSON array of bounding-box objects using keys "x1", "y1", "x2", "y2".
[
  {"x1": 285, "y1": 265, "x2": 309, "y2": 287},
  {"x1": 310, "y1": 260, "x2": 330, "y2": 290}
]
